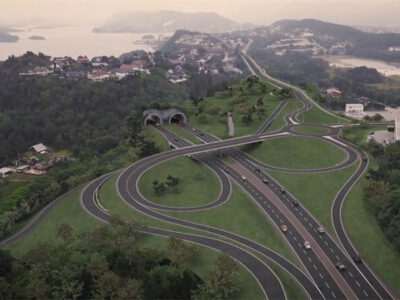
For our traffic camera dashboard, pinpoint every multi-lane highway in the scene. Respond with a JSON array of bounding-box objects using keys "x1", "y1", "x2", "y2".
[{"x1": 2, "y1": 53, "x2": 396, "y2": 299}]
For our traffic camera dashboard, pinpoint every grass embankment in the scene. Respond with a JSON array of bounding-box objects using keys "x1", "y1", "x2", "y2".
[
  {"x1": 292, "y1": 125, "x2": 330, "y2": 134},
  {"x1": 164, "y1": 124, "x2": 202, "y2": 144},
  {"x1": 243, "y1": 136, "x2": 347, "y2": 170},
  {"x1": 184, "y1": 79, "x2": 283, "y2": 139},
  {"x1": 142, "y1": 126, "x2": 171, "y2": 152},
  {"x1": 139, "y1": 156, "x2": 220, "y2": 207},
  {"x1": 266, "y1": 100, "x2": 304, "y2": 132},
  {"x1": 298, "y1": 106, "x2": 341, "y2": 125},
  {"x1": 267, "y1": 165, "x2": 357, "y2": 234},
  {"x1": 343, "y1": 177, "x2": 400, "y2": 294},
  {"x1": 340, "y1": 125, "x2": 400, "y2": 294}
]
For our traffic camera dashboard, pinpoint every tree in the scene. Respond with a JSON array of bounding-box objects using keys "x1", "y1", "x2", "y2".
[
  {"x1": 166, "y1": 175, "x2": 180, "y2": 191},
  {"x1": 167, "y1": 237, "x2": 198, "y2": 276},
  {"x1": 56, "y1": 223, "x2": 74, "y2": 245},
  {"x1": 241, "y1": 114, "x2": 253, "y2": 126}
]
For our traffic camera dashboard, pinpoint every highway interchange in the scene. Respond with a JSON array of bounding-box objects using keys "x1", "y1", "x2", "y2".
[{"x1": 1, "y1": 54, "x2": 396, "y2": 299}]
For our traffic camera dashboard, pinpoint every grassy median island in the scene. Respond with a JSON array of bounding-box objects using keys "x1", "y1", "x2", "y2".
[
  {"x1": 298, "y1": 106, "x2": 341, "y2": 125},
  {"x1": 266, "y1": 100, "x2": 304, "y2": 132},
  {"x1": 243, "y1": 136, "x2": 347, "y2": 170},
  {"x1": 267, "y1": 164, "x2": 357, "y2": 234},
  {"x1": 139, "y1": 156, "x2": 220, "y2": 207},
  {"x1": 292, "y1": 125, "x2": 330, "y2": 134}
]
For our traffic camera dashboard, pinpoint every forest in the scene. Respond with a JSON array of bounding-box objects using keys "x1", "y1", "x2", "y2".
[
  {"x1": 0, "y1": 216, "x2": 241, "y2": 299},
  {"x1": 365, "y1": 141, "x2": 400, "y2": 252}
]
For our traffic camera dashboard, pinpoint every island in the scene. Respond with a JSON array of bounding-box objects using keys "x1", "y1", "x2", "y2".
[
  {"x1": 0, "y1": 32, "x2": 19, "y2": 43},
  {"x1": 28, "y1": 35, "x2": 46, "y2": 40}
]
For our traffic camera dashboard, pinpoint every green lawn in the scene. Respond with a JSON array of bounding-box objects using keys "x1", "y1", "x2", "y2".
[
  {"x1": 267, "y1": 165, "x2": 357, "y2": 234},
  {"x1": 266, "y1": 100, "x2": 304, "y2": 132},
  {"x1": 139, "y1": 157, "x2": 220, "y2": 207},
  {"x1": 8, "y1": 188, "x2": 100, "y2": 257},
  {"x1": 298, "y1": 106, "x2": 342, "y2": 125},
  {"x1": 343, "y1": 176, "x2": 400, "y2": 294},
  {"x1": 242, "y1": 136, "x2": 347, "y2": 170},
  {"x1": 292, "y1": 125, "x2": 330, "y2": 134}
]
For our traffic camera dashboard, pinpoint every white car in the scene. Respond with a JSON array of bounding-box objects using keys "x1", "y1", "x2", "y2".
[
  {"x1": 304, "y1": 241, "x2": 311, "y2": 249},
  {"x1": 317, "y1": 227, "x2": 325, "y2": 234},
  {"x1": 241, "y1": 175, "x2": 247, "y2": 180}
]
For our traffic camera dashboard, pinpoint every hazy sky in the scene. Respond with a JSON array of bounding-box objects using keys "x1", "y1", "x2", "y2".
[{"x1": 1, "y1": 0, "x2": 399, "y2": 27}]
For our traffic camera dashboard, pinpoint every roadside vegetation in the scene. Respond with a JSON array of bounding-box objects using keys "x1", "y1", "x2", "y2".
[{"x1": 266, "y1": 100, "x2": 304, "y2": 132}]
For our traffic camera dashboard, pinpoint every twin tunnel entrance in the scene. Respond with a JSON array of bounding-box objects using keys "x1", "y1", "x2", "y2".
[{"x1": 143, "y1": 109, "x2": 187, "y2": 126}]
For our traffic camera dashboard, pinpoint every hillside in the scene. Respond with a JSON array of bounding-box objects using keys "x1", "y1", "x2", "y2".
[
  {"x1": 93, "y1": 10, "x2": 252, "y2": 33},
  {"x1": 254, "y1": 19, "x2": 400, "y2": 62}
]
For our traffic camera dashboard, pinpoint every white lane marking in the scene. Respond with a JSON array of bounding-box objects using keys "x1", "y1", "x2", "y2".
[
  {"x1": 349, "y1": 272, "x2": 353, "y2": 278},
  {"x1": 356, "y1": 281, "x2": 361, "y2": 287},
  {"x1": 335, "y1": 255, "x2": 340, "y2": 260},
  {"x1": 325, "y1": 282, "x2": 330, "y2": 289},
  {"x1": 319, "y1": 273, "x2": 323, "y2": 279},
  {"x1": 293, "y1": 236, "x2": 298, "y2": 241},
  {"x1": 332, "y1": 291, "x2": 337, "y2": 298},
  {"x1": 313, "y1": 264, "x2": 318, "y2": 270},
  {"x1": 324, "y1": 241, "x2": 328, "y2": 246},
  {"x1": 363, "y1": 290, "x2": 368, "y2": 296},
  {"x1": 323, "y1": 135, "x2": 348, "y2": 147},
  {"x1": 308, "y1": 257, "x2": 312, "y2": 262},
  {"x1": 329, "y1": 248, "x2": 334, "y2": 253}
]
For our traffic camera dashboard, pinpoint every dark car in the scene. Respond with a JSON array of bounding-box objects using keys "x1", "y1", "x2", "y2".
[
  {"x1": 292, "y1": 200, "x2": 299, "y2": 206},
  {"x1": 353, "y1": 255, "x2": 362, "y2": 264},
  {"x1": 255, "y1": 168, "x2": 261, "y2": 172},
  {"x1": 280, "y1": 188, "x2": 286, "y2": 194},
  {"x1": 335, "y1": 262, "x2": 346, "y2": 271}
]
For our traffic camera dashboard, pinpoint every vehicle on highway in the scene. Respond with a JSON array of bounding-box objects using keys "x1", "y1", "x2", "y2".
[
  {"x1": 280, "y1": 188, "x2": 286, "y2": 194},
  {"x1": 353, "y1": 255, "x2": 362, "y2": 264},
  {"x1": 255, "y1": 168, "x2": 261, "y2": 172},
  {"x1": 304, "y1": 241, "x2": 311, "y2": 249},
  {"x1": 362, "y1": 156, "x2": 368, "y2": 162},
  {"x1": 317, "y1": 227, "x2": 325, "y2": 234},
  {"x1": 280, "y1": 225, "x2": 288, "y2": 233},
  {"x1": 241, "y1": 175, "x2": 247, "y2": 180},
  {"x1": 200, "y1": 133, "x2": 204, "y2": 136},
  {"x1": 224, "y1": 169, "x2": 230, "y2": 173},
  {"x1": 292, "y1": 200, "x2": 299, "y2": 206},
  {"x1": 335, "y1": 262, "x2": 346, "y2": 271},
  {"x1": 263, "y1": 179, "x2": 269, "y2": 184},
  {"x1": 174, "y1": 138, "x2": 179, "y2": 142}
]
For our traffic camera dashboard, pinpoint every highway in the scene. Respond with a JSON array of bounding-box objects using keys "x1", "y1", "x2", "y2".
[{"x1": 1, "y1": 53, "x2": 396, "y2": 300}]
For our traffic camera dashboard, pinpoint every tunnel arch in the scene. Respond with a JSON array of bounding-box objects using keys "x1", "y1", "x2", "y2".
[
  {"x1": 143, "y1": 109, "x2": 187, "y2": 126},
  {"x1": 144, "y1": 114, "x2": 162, "y2": 125},
  {"x1": 169, "y1": 112, "x2": 187, "y2": 124}
]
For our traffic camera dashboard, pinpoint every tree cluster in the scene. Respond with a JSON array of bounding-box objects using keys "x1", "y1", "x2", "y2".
[{"x1": 152, "y1": 174, "x2": 180, "y2": 195}]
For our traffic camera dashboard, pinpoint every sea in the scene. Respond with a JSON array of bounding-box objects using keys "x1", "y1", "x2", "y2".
[{"x1": 0, "y1": 25, "x2": 170, "y2": 61}]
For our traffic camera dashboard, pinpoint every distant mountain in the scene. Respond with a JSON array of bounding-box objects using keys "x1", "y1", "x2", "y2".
[
  {"x1": 0, "y1": 27, "x2": 19, "y2": 43},
  {"x1": 255, "y1": 19, "x2": 400, "y2": 62},
  {"x1": 93, "y1": 10, "x2": 254, "y2": 33}
]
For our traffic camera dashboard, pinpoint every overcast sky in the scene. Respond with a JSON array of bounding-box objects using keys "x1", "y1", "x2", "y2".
[{"x1": 1, "y1": 0, "x2": 399, "y2": 27}]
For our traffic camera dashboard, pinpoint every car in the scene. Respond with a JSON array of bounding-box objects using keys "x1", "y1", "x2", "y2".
[
  {"x1": 155, "y1": 123, "x2": 160, "y2": 126},
  {"x1": 353, "y1": 255, "x2": 362, "y2": 264},
  {"x1": 317, "y1": 227, "x2": 325, "y2": 234},
  {"x1": 240, "y1": 175, "x2": 247, "y2": 180},
  {"x1": 192, "y1": 128, "x2": 196, "y2": 131},
  {"x1": 200, "y1": 133, "x2": 204, "y2": 136},
  {"x1": 224, "y1": 169, "x2": 230, "y2": 173},
  {"x1": 280, "y1": 225, "x2": 288, "y2": 233},
  {"x1": 304, "y1": 241, "x2": 311, "y2": 249},
  {"x1": 292, "y1": 200, "x2": 299, "y2": 206},
  {"x1": 280, "y1": 188, "x2": 286, "y2": 194},
  {"x1": 255, "y1": 168, "x2": 261, "y2": 172},
  {"x1": 362, "y1": 157, "x2": 368, "y2": 162},
  {"x1": 335, "y1": 262, "x2": 346, "y2": 271},
  {"x1": 174, "y1": 138, "x2": 179, "y2": 142},
  {"x1": 263, "y1": 179, "x2": 269, "y2": 184},
  {"x1": 369, "y1": 131, "x2": 375, "y2": 135}
]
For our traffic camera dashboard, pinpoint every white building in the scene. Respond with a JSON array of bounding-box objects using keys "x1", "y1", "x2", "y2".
[
  {"x1": 0, "y1": 167, "x2": 12, "y2": 178},
  {"x1": 345, "y1": 103, "x2": 364, "y2": 115},
  {"x1": 395, "y1": 114, "x2": 400, "y2": 141},
  {"x1": 31, "y1": 143, "x2": 47, "y2": 153}
]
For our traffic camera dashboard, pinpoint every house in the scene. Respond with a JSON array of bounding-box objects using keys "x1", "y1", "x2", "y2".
[
  {"x1": 31, "y1": 143, "x2": 47, "y2": 154},
  {"x1": 87, "y1": 71, "x2": 111, "y2": 81},
  {"x1": 63, "y1": 71, "x2": 86, "y2": 80},
  {"x1": 326, "y1": 88, "x2": 342, "y2": 98},
  {"x1": 113, "y1": 69, "x2": 139, "y2": 79},
  {"x1": 77, "y1": 55, "x2": 90, "y2": 64},
  {"x1": 345, "y1": 103, "x2": 364, "y2": 115},
  {"x1": 0, "y1": 167, "x2": 12, "y2": 178},
  {"x1": 16, "y1": 165, "x2": 30, "y2": 173}
]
